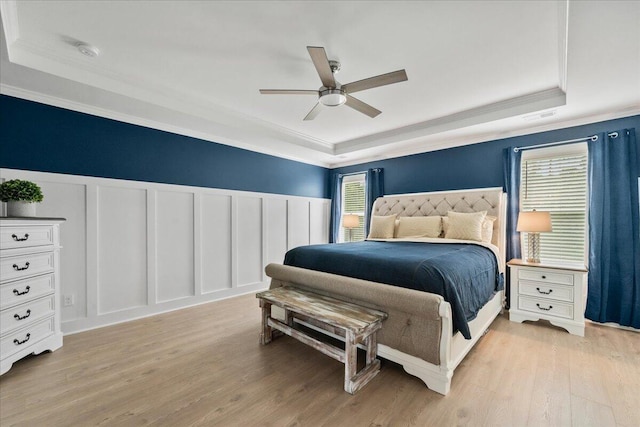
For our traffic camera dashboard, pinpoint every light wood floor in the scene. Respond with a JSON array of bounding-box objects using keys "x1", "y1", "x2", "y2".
[{"x1": 1, "y1": 293, "x2": 639, "y2": 427}]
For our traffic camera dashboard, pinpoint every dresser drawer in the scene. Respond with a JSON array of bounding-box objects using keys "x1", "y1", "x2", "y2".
[
  {"x1": 1, "y1": 317, "x2": 54, "y2": 360},
  {"x1": 519, "y1": 280, "x2": 574, "y2": 303},
  {"x1": 0, "y1": 295, "x2": 55, "y2": 335},
  {"x1": 518, "y1": 296, "x2": 573, "y2": 319},
  {"x1": 0, "y1": 274, "x2": 55, "y2": 310},
  {"x1": 0, "y1": 226, "x2": 54, "y2": 250},
  {"x1": 0, "y1": 251, "x2": 54, "y2": 283},
  {"x1": 518, "y1": 269, "x2": 573, "y2": 286}
]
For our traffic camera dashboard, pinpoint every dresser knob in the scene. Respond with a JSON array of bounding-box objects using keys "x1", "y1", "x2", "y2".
[{"x1": 541, "y1": 275, "x2": 547, "y2": 279}]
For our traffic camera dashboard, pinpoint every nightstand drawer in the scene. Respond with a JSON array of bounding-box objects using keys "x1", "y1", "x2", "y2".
[
  {"x1": 0, "y1": 251, "x2": 54, "y2": 283},
  {"x1": 518, "y1": 269, "x2": 573, "y2": 286},
  {"x1": 0, "y1": 295, "x2": 55, "y2": 335},
  {"x1": 0, "y1": 317, "x2": 54, "y2": 360},
  {"x1": 0, "y1": 274, "x2": 55, "y2": 310},
  {"x1": 0, "y1": 226, "x2": 54, "y2": 250},
  {"x1": 519, "y1": 280, "x2": 573, "y2": 302},
  {"x1": 518, "y1": 296, "x2": 573, "y2": 319}
]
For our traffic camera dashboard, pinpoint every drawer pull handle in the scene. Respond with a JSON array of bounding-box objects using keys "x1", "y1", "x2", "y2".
[
  {"x1": 12, "y1": 262, "x2": 30, "y2": 271},
  {"x1": 14, "y1": 309, "x2": 32, "y2": 321},
  {"x1": 13, "y1": 286, "x2": 31, "y2": 296},
  {"x1": 11, "y1": 233, "x2": 29, "y2": 242},
  {"x1": 536, "y1": 303, "x2": 553, "y2": 311},
  {"x1": 541, "y1": 275, "x2": 547, "y2": 279},
  {"x1": 536, "y1": 287, "x2": 553, "y2": 295},
  {"x1": 13, "y1": 333, "x2": 31, "y2": 346}
]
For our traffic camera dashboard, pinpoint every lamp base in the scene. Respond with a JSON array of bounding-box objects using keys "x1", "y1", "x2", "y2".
[{"x1": 526, "y1": 232, "x2": 541, "y2": 263}]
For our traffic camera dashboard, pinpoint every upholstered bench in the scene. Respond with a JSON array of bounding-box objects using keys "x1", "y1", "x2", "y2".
[{"x1": 256, "y1": 286, "x2": 388, "y2": 394}]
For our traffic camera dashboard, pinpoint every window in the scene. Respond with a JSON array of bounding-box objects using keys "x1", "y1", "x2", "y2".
[
  {"x1": 340, "y1": 173, "x2": 366, "y2": 242},
  {"x1": 520, "y1": 143, "x2": 588, "y2": 263}
]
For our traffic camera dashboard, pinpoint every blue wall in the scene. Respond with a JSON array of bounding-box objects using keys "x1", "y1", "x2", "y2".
[
  {"x1": 333, "y1": 115, "x2": 640, "y2": 194},
  {"x1": 0, "y1": 95, "x2": 330, "y2": 199}
]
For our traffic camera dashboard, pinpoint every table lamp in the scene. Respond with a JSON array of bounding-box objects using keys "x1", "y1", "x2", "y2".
[
  {"x1": 517, "y1": 210, "x2": 552, "y2": 263},
  {"x1": 342, "y1": 214, "x2": 359, "y2": 242}
]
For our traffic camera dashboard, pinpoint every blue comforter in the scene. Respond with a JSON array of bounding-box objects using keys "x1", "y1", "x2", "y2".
[{"x1": 283, "y1": 241, "x2": 503, "y2": 339}]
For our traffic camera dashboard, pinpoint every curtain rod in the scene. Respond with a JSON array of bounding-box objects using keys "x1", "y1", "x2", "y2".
[{"x1": 513, "y1": 135, "x2": 597, "y2": 152}]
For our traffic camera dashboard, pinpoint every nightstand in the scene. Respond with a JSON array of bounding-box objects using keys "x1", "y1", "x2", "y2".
[{"x1": 507, "y1": 259, "x2": 588, "y2": 336}]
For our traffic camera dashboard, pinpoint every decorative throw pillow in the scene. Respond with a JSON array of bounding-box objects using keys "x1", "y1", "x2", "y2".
[
  {"x1": 444, "y1": 211, "x2": 487, "y2": 241},
  {"x1": 368, "y1": 214, "x2": 397, "y2": 239},
  {"x1": 396, "y1": 216, "x2": 442, "y2": 238},
  {"x1": 481, "y1": 215, "x2": 497, "y2": 244}
]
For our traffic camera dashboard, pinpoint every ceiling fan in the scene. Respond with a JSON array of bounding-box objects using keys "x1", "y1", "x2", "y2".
[{"x1": 260, "y1": 46, "x2": 408, "y2": 120}]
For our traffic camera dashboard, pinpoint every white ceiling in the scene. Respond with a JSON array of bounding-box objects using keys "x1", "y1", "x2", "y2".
[{"x1": 1, "y1": 1, "x2": 639, "y2": 167}]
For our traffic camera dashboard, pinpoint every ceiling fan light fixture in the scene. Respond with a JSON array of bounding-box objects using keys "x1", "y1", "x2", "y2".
[{"x1": 319, "y1": 88, "x2": 346, "y2": 107}]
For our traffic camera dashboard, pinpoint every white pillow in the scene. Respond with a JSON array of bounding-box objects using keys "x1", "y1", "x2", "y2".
[
  {"x1": 444, "y1": 211, "x2": 487, "y2": 242},
  {"x1": 396, "y1": 216, "x2": 442, "y2": 238},
  {"x1": 368, "y1": 214, "x2": 397, "y2": 239}
]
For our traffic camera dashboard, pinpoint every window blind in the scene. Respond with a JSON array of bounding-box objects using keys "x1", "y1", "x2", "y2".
[
  {"x1": 341, "y1": 174, "x2": 366, "y2": 242},
  {"x1": 520, "y1": 151, "x2": 588, "y2": 263}
]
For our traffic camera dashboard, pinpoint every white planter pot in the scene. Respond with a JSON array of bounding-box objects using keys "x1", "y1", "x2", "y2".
[{"x1": 7, "y1": 201, "x2": 37, "y2": 217}]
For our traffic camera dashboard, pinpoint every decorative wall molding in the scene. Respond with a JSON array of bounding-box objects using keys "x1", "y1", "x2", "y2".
[{"x1": 0, "y1": 168, "x2": 330, "y2": 334}]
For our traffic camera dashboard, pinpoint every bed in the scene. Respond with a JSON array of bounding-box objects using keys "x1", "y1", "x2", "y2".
[{"x1": 264, "y1": 187, "x2": 506, "y2": 395}]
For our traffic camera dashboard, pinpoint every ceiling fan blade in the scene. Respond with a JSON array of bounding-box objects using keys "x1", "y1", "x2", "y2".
[
  {"x1": 303, "y1": 102, "x2": 323, "y2": 121},
  {"x1": 345, "y1": 95, "x2": 381, "y2": 118},
  {"x1": 342, "y1": 69, "x2": 408, "y2": 94},
  {"x1": 259, "y1": 89, "x2": 318, "y2": 95},
  {"x1": 307, "y1": 46, "x2": 336, "y2": 88}
]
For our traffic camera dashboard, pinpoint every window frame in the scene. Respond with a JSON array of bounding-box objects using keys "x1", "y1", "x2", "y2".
[
  {"x1": 520, "y1": 142, "x2": 589, "y2": 264},
  {"x1": 339, "y1": 172, "x2": 367, "y2": 243}
]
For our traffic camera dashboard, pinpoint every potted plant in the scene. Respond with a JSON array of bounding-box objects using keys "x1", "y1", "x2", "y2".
[{"x1": 0, "y1": 179, "x2": 44, "y2": 217}]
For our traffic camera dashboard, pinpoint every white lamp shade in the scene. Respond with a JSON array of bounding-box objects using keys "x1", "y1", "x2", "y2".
[
  {"x1": 517, "y1": 210, "x2": 552, "y2": 232},
  {"x1": 342, "y1": 214, "x2": 360, "y2": 229}
]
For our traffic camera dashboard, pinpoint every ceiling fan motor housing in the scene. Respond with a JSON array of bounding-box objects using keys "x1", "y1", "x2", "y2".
[{"x1": 319, "y1": 87, "x2": 346, "y2": 107}]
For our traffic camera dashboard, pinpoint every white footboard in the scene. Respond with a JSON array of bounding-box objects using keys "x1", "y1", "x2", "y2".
[{"x1": 378, "y1": 290, "x2": 503, "y2": 395}]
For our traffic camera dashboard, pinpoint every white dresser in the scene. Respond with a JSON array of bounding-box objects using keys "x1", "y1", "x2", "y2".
[
  {"x1": 508, "y1": 259, "x2": 588, "y2": 336},
  {"x1": 0, "y1": 218, "x2": 65, "y2": 375}
]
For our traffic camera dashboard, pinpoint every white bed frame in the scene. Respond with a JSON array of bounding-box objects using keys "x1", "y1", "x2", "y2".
[{"x1": 269, "y1": 187, "x2": 507, "y2": 395}]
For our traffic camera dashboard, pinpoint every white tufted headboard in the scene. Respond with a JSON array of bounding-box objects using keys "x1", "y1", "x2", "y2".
[{"x1": 372, "y1": 187, "x2": 507, "y2": 269}]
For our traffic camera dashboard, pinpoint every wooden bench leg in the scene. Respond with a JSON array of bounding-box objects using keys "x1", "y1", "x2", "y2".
[
  {"x1": 259, "y1": 300, "x2": 272, "y2": 345},
  {"x1": 344, "y1": 330, "x2": 357, "y2": 394},
  {"x1": 345, "y1": 331, "x2": 382, "y2": 394}
]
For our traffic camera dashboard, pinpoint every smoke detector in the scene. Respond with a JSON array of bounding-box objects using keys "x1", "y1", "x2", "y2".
[{"x1": 77, "y1": 43, "x2": 100, "y2": 58}]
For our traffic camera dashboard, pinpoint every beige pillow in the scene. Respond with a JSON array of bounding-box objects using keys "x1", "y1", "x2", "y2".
[
  {"x1": 444, "y1": 211, "x2": 487, "y2": 241},
  {"x1": 368, "y1": 214, "x2": 397, "y2": 239},
  {"x1": 396, "y1": 216, "x2": 442, "y2": 238},
  {"x1": 481, "y1": 215, "x2": 497, "y2": 244}
]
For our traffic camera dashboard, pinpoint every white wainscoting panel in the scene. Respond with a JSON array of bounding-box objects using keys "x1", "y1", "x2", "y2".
[
  {"x1": 0, "y1": 168, "x2": 329, "y2": 334},
  {"x1": 156, "y1": 191, "x2": 195, "y2": 302},
  {"x1": 36, "y1": 181, "x2": 87, "y2": 321},
  {"x1": 201, "y1": 194, "x2": 232, "y2": 293},
  {"x1": 310, "y1": 200, "x2": 330, "y2": 245},
  {"x1": 287, "y1": 199, "x2": 310, "y2": 250},
  {"x1": 235, "y1": 196, "x2": 263, "y2": 287},
  {"x1": 265, "y1": 198, "x2": 288, "y2": 266},
  {"x1": 97, "y1": 186, "x2": 148, "y2": 314}
]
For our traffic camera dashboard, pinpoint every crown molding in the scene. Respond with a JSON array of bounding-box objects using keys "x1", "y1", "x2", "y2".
[
  {"x1": 0, "y1": 0, "x2": 19, "y2": 47},
  {"x1": 328, "y1": 106, "x2": 640, "y2": 168},
  {"x1": 333, "y1": 87, "x2": 567, "y2": 155},
  {"x1": 7, "y1": 37, "x2": 335, "y2": 155},
  {"x1": 0, "y1": 83, "x2": 334, "y2": 168}
]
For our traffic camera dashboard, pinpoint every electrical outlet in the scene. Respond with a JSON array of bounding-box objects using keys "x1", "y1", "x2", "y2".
[{"x1": 63, "y1": 294, "x2": 74, "y2": 307}]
